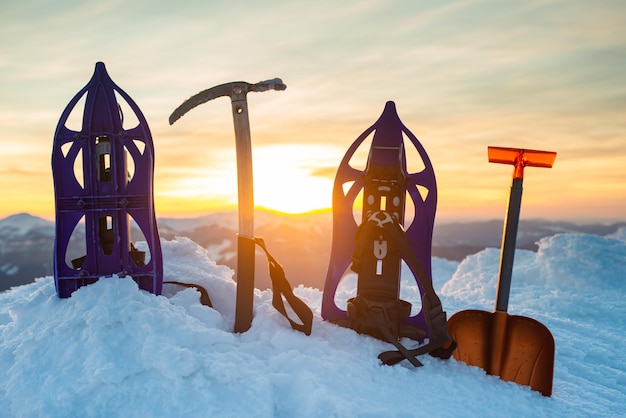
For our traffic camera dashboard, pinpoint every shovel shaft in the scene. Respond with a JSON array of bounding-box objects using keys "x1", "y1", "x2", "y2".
[
  {"x1": 495, "y1": 177, "x2": 523, "y2": 312},
  {"x1": 489, "y1": 146, "x2": 555, "y2": 313}
]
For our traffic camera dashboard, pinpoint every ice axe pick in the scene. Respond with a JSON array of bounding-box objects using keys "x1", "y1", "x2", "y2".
[{"x1": 169, "y1": 78, "x2": 286, "y2": 333}]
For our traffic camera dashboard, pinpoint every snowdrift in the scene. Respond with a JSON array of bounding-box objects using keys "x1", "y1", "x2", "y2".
[{"x1": 1, "y1": 232, "x2": 625, "y2": 417}]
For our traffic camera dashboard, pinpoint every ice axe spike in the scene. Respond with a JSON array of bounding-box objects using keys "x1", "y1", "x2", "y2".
[{"x1": 169, "y1": 78, "x2": 286, "y2": 333}]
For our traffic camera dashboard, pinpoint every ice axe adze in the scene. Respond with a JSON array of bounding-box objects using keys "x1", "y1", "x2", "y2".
[
  {"x1": 447, "y1": 146, "x2": 556, "y2": 396},
  {"x1": 169, "y1": 78, "x2": 286, "y2": 333}
]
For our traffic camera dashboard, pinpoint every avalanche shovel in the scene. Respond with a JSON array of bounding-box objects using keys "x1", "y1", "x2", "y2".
[
  {"x1": 447, "y1": 146, "x2": 556, "y2": 396},
  {"x1": 169, "y1": 79, "x2": 286, "y2": 333}
]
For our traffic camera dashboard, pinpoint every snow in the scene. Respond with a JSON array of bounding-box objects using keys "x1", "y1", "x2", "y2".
[{"x1": 1, "y1": 233, "x2": 625, "y2": 417}]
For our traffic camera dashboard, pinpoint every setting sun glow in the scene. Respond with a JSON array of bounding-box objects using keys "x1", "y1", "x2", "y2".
[
  {"x1": 154, "y1": 144, "x2": 340, "y2": 216},
  {"x1": 252, "y1": 145, "x2": 336, "y2": 214}
]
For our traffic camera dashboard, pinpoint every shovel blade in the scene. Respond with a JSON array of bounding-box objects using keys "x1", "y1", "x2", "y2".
[{"x1": 448, "y1": 310, "x2": 555, "y2": 396}]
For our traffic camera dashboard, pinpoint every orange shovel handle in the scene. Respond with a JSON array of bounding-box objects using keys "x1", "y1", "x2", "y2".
[
  {"x1": 489, "y1": 147, "x2": 556, "y2": 312},
  {"x1": 488, "y1": 146, "x2": 556, "y2": 179}
]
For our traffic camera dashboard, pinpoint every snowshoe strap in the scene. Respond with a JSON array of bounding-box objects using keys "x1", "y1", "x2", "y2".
[
  {"x1": 163, "y1": 281, "x2": 213, "y2": 307},
  {"x1": 347, "y1": 295, "x2": 424, "y2": 367},
  {"x1": 349, "y1": 217, "x2": 456, "y2": 365},
  {"x1": 377, "y1": 296, "x2": 457, "y2": 365},
  {"x1": 375, "y1": 220, "x2": 456, "y2": 364},
  {"x1": 253, "y1": 237, "x2": 313, "y2": 336}
]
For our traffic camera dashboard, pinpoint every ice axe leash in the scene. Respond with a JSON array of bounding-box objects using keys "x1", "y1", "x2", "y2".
[{"x1": 169, "y1": 79, "x2": 312, "y2": 335}]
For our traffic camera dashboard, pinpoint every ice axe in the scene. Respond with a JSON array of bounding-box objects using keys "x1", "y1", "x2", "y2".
[
  {"x1": 447, "y1": 146, "x2": 556, "y2": 396},
  {"x1": 169, "y1": 78, "x2": 286, "y2": 333}
]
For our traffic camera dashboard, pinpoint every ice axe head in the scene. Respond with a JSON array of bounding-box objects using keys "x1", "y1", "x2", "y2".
[{"x1": 168, "y1": 78, "x2": 286, "y2": 125}]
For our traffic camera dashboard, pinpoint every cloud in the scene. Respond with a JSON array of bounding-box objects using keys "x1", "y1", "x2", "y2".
[{"x1": 1, "y1": 0, "x2": 625, "y2": 220}]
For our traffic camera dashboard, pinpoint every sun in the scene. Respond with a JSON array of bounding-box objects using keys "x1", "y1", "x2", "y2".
[
  {"x1": 252, "y1": 145, "x2": 336, "y2": 214},
  {"x1": 254, "y1": 176, "x2": 332, "y2": 214}
]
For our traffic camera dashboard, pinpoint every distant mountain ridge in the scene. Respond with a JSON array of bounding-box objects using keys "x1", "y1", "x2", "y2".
[
  {"x1": 1, "y1": 212, "x2": 624, "y2": 292},
  {"x1": 0, "y1": 213, "x2": 56, "y2": 291}
]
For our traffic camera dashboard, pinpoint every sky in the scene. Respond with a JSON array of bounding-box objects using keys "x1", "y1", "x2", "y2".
[
  {"x1": 1, "y1": 0, "x2": 625, "y2": 222},
  {"x1": 1, "y1": 229, "x2": 625, "y2": 416}
]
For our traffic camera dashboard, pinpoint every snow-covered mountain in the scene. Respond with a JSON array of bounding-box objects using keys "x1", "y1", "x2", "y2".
[
  {"x1": 0, "y1": 213, "x2": 56, "y2": 291},
  {"x1": 1, "y1": 212, "x2": 624, "y2": 293},
  {"x1": 1, "y1": 230, "x2": 625, "y2": 416}
]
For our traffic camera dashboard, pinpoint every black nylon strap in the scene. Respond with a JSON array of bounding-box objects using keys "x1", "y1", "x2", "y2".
[
  {"x1": 374, "y1": 220, "x2": 456, "y2": 364},
  {"x1": 253, "y1": 237, "x2": 313, "y2": 336},
  {"x1": 164, "y1": 281, "x2": 213, "y2": 307},
  {"x1": 347, "y1": 295, "x2": 424, "y2": 367},
  {"x1": 369, "y1": 306, "x2": 423, "y2": 367},
  {"x1": 378, "y1": 295, "x2": 456, "y2": 365},
  {"x1": 349, "y1": 217, "x2": 455, "y2": 366}
]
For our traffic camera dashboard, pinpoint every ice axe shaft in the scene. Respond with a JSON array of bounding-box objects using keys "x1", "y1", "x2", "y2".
[{"x1": 169, "y1": 78, "x2": 286, "y2": 333}]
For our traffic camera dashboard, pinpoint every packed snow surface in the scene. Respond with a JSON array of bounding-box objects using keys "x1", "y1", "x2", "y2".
[{"x1": 1, "y1": 230, "x2": 625, "y2": 417}]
